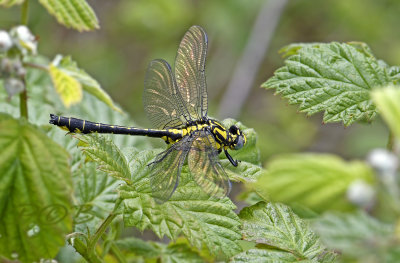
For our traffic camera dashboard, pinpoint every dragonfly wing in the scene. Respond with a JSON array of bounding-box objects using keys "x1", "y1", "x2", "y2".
[
  {"x1": 149, "y1": 136, "x2": 192, "y2": 203},
  {"x1": 188, "y1": 130, "x2": 231, "y2": 198},
  {"x1": 143, "y1": 59, "x2": 192, "y2": 129},
  {"x1": 174, "y1": 25, "x2": 208, "y2": 120}
]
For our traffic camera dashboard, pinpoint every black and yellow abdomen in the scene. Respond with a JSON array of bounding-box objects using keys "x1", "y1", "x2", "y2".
[{"x1": 49, "y1": 114, "x2": 183, "y2": 142}]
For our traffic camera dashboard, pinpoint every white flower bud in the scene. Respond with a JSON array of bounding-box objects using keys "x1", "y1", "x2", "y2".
[
  {"x1": 346, "y1": 179, "x2": 375, "y2": 208},
  {"x1": 10, "y1": 25, "x2": 37, "y2": 55},
  {"x1": 367, "y1": 149, "x2": 398, "y2": 177},
  {"x1": 0, "y1": 30, "x2": 13, "y2": 52}
]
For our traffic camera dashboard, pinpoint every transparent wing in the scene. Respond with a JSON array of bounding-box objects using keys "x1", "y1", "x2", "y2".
[
  {"x1": 174, "y1": 25, "x2": 208, "y2": 120},
  {"x1": 149, "y1": 136, "x2": 192, "y2": 203},
  {"x1": 143, "y1": 59, "x2": 191, "y2": 129},
  {"x1": 188, "y1": 131, "x2": 231, "y2": 198}
]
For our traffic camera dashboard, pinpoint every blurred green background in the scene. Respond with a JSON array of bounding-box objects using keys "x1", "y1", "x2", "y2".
[{"x1": 0, "y1": 0, "x2": 397, "y2": 162}]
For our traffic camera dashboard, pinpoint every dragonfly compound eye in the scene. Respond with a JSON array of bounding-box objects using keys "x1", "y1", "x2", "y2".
[{"x1": 234, "y1": 135, "x2": 245, "y2": 150}]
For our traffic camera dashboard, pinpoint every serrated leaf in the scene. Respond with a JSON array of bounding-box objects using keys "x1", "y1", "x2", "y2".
[
  {"x1": 76, "y1": 134, "x2": 131, "y2": 183},
  {"x1": 49, "y1": 62, "x2": 83, "y2": 107},
  {"x1": 73, "y1": 162, "x2": 121, "y2": 234},
  {"x1": 256, "y1": 153, "x2": 375, "y2": 213},
  {"x1": 372, "y1": 85, "x2": 400, "y2": 138},
  {"x1": 313, "y1": 211, "x2": 393, "y2": 260},
  {"x1": 38, "y1": 0, "x2": 99, "y2": 31},
  {"x1": 388, "y1": 66, "x2": 400, "y2": 84},
  {"x1": 118, "y1": 149, "x2": 242, "y2": 259},
  {"x1": 239, "y1": 202, "x2": 335, "y2": 261},
  {"x1": 263, "y1": 42, "x2": 390, "y2": 126},
  {"x1": 0, "y1": 0, "x2": 24, "y2": 7},
  {"x1": 230, "y1": 248, "x2": 300, "y2": 263},
  {"x1": 115, "y1": 237, "x2": 160, "y2": 258},
  {"x1": 115, "y1": 237, "x2": 205, "y2": 262},
  {"x1": 0, "y1": 113, "x2": 72, "y2": 262},
  {"x1": 50, "y1": 55, "x2": 121, "y2": 112}
]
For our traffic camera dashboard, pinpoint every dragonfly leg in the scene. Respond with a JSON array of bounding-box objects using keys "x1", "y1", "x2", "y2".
[{"x1": 224, "y1": 149, "x2": 239, "y2": 167}]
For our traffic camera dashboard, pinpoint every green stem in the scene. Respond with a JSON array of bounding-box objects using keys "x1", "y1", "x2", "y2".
[
  {"x1": 21, "y1": 0, "x2": 29, "y2": 25},
  {"x1": 23, "y1": 62, "x2": 49, "y2": 71},
  {"x1": 109, "y1": 243, "x2": 127, "y2": 263},
  {"x1": 387, "y1": 131, "x2": 394, "y2": 152},
  {"x1": 86, "y1": 199, "x2": 122, "y2": 260},
  {"x1": 19, "y1": 85, "x2": 28, "y2": 119},
  {"x1": 69, "y1": 236, "x2": 102, "y2": 263},
  {"x1": 19, "y1": 0, "x2": 30, "y2": 119}
]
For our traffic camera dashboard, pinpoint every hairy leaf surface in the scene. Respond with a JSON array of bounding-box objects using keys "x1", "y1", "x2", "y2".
[
  {"x1": 256, "y1": 153, "x2": 375, "y2": 213},
  {"x1": 76, "y1": 134, "x2": 242, "y2": 259},
  {"x1": 372, "y1": 85, "x2": 400, "y2": 138},
  {"x1": 76, "y1": 134, "x2": 131, "y2": 183},
  {"x1": 239, "y1": 202, "x2": 336, "y2": 261},
  {"x1": 115, "y1": 237, "x2": 205, "y2": 262},
  {"x1": 119, "y1": 149, "x2": 242, "y2": 259},
  {"x1": 0, "y1": 113, "x2": 72, "y2": 262},
  {"x1": 263, "y1": 42, "x2": 390, "y2": 126},
  {"x1": 38, "y1": 0, "x2": 99, "y2": 31},
  {"x1": 73, "y1": 162, "x2": 120, "y2": 234}
]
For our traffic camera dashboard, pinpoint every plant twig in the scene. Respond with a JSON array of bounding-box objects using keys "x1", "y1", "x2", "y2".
[
  {"x1": 21, "y1": 0, "x2": 29, "y2": 25},
  {"x1": 19, "y1": 80, "x2": 28, "y2": 119},
  {"x1": 387, "y1": 131, "x2": 395, "y2": 152},
  {"x1": 23, "y1": 62, "x2": 48, "y2": 71}
]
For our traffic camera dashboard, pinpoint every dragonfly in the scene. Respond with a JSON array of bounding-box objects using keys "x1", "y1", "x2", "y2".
[{"x1": 49, "y1": 25, "x2": 246, "y2": 203}]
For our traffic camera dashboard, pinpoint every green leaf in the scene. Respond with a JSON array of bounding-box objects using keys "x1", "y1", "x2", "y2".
[
  {"x1": 372, "y1": 85, "x2": 400, "y2": 138},
  {"x1": 263, "y1": 42, "x2": 390, "y2": 126},
  {"x1": 73, "y1": 162, "x2": 121, "y2": 234},
  {"x1": 49, "y1": 55, "x2": 121, "y2": 112},
  {"x1": 49, "y1": 59, "x2": 83, "y2": 107},
  {"x1": 0, "y1": 113, "x2": 72, "y2": 262},
  {"x1": 115, "y1": 237, "x2": 160, "y2": 258},
  {"x1": 38, "y1": 0, "x2": 99, "y2": 31},
  {"x1": 231, "y1": 248, "x2": 302, "y2": 263},
  {"x1": 239, "y1": 201, "x2": 336, "y2": 262},
  {"x1": 313, "y1": 211, "x2": 393, "y2": 260},
  {"x1": 76, "y1": 134, "x2": 131, "y2": 183},
  {"x1": 256, "y1": 153, "x2": 375, "y2": 213},
  {"x1": 115, "y1": 237, "x2": 205, "y2": 262},
  {"x1": 118, "y1": 149, "x2": 242, "y2": 259},
  {"x1": 0, "y1": 0, "x2": 24, "y2": 7}
]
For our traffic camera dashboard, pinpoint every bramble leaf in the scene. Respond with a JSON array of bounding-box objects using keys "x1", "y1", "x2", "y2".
[
  {"x1": 0, "y1": 0, "x2": 24, "y2": 7},
  {"x1": 38, "y1": 0, "x2": 99, "y2": 31},
  {"x1": 73, "y1": 162, "x2": 121, "y2": 234},
  {"x1": 0, "y1": 113, "x2": 72, "y2": 262},
  {"x1": 75, "y1": 134, "x2": 242, "y2": 259},
  {"x1": 49, "y1": 59, "x2": 82, "y2": 107},
  {"x1": 76, "y1": 134, "x2": 131, "y2": 183},
  {"x1": 49, "y1": 55, "x2": 121, "y2": 112},
  {"x1": 372, "y1": 85, "x2": 400, "y2": 139},
  {"x1": 115, "y1": 237, "x2": 205, "y2": 262},
  {"x1": 256, "y1": 153, "x2": 375, "y2": 213},
  {"x1": 263, "y1": 42, "x2": 390, "y2": 126},
  {"x1": 313, "y1": 211, "x2": 393, "y2": 260},
  {"x1": 238, "y1": 201, "x2": 336, "y2": 262},
  {"x1": 120, "y1": 149, "x2": 242, "y2": 259}
]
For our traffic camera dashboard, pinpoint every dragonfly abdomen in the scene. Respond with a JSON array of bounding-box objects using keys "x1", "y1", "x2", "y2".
[{"x1": 49, "y1": 114, "x2": 181, "y2": 140}]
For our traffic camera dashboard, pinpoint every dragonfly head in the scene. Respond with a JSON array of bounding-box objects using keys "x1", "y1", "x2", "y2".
[{"x1": 228, "y1": 125, "x2": 246, "y2": 150}]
